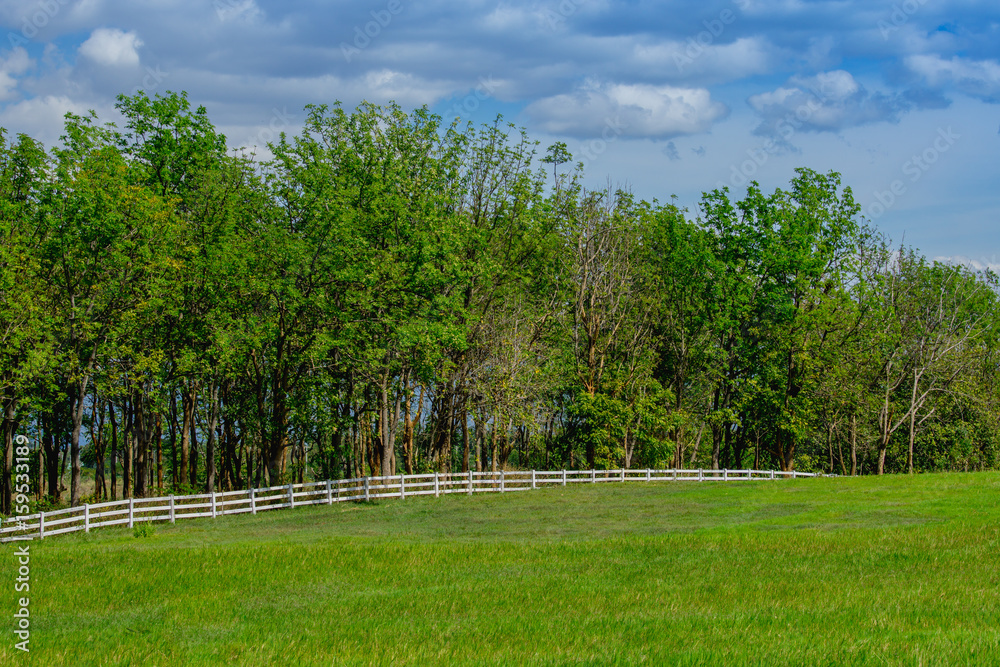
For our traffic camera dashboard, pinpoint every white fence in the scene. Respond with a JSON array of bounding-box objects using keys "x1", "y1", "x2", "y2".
[{"x1": 0, "y1": 468, "x2": 822, "y2": 542}]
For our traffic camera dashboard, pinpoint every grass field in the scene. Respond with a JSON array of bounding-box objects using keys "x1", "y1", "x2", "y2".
[{"x1": 2, "y1": 472, "x2": 999, "y2": 665}]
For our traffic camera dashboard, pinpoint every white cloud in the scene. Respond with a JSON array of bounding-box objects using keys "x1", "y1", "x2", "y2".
[
  {"x1": 933, "y1": 255, "x2": 1000, "y2": 273},
  {"x1": 906, "y1": 54, "x2": 1000, "y2": 103},
  {"x1": 525, "y1": 79, "x2": 728, "y2": 139},
  {"x1": 0, "y1": 47, "x2": 31, "y2": 101},
  {"x1": 748, "y1": 70, "x2": 908, "y2": 138},
  {"x1": 633, "y1": 37, "x2": 775, "y2": 82},
  {"x1": 214, "y1": 0, "x2": 263, "y2": 24},
  {"x1": 0, "y1": 95, "x2": 100, "y2": 147},
  {"x1": 78, "y1": 28, "x2": 143, "y2": 67}
]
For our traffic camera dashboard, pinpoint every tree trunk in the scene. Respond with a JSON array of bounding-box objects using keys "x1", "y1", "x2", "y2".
[
  {"x1": 826, "y1": 421, "x2": 835, "y2": 475},
  {"x1": 90, "y1": 395, "x2": 105, "y2": 502},
  {"x1": 711, "y1": 424, "x2": 721, "y2": 470},
  {"x1": 2, "y1": 400, "x2": 14, "y2": 515},
  {"x1": 205, "y1": 383, "x2": 219, "y2": 492},
  {"x1": 109, "y1": 403, "x2": 118, "y2": 500},
  {"x1": 189, "y1": 402, "x2": 199, "y2": 489},
  {"x1": 403, "y1": 389, "x2": 414, "y2": 475},
  {"x1": 134, "y1": 394, "x2": 147, "y2": 498},
  {"x1": 69, "y1": 379, "x2": 89, "y2": 506},
  {"x1": 850, "y1": 413, "x2": 857, "y2": 476},
  {"x1": 156, "y1": 414, "x2": 163, "y2": 493},
  {"x1": 379, "y1": 382, "x2": 390, "y2": 477},
  {"x1": 907, "y1": 372, "x2": 919, "y2": 474},
  {"x1": 222, "y1": 386, "x2": 239, "y2": 490},
  {"x1": 180, "y1": 386, "x2": 195, "y2": 490},
  {"x1": 123, "y1": 396, "x2": 133, "y2": 500},
  {"x1": 490, "y1": 418, "x2": 499, "y2": 473},
  {"x1": 461, "y1": 401, "x2": 470, "y2": 473},
  {"x1": 689, "y1": 422, "x2": 705, "y2": 465},
  {"x1": 265, "y1": 388, "x2": 288, "y2": 486},
  {"x1": 877, "y1": 436, "x2": 888, "y2": 476},
  {"x1": 440, "y1": 391, "x2": 455, "y2": 473},
  {"x1": 475, "y1": 416, "x2": 484, "y2": 473}
]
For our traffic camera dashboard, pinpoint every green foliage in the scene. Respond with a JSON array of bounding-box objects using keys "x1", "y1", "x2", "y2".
[{"x1": 2, "y1": 92, "x2": 999, "y2": 516}]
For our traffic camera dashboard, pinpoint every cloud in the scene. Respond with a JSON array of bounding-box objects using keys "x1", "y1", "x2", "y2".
[
  {"x1": 0, "y1": 95, "x2": 100, "y2": 147},
  {"x1": 214, "y1": 0, "x2": 263, "y2": 23},
  {"x1": 633, "y1": 37, "x2": 775, "y2": 83},
  {"x1": 933, "y1": 255, "x2": 1000, "y2": 273},
  {"x1": 663, "y1": 140, "x2": 680, "y2": 161},
  {"x1": 78, "y1": 28, "x2": 143, "y2": 67},
  {"x1": 525, "y1": 79, "x2": 728, "y2": 139},
  {"x1": 748, "y1": 70, "x2": 909, "y2": 139},
  {"x1": 0, "y1": 47, "x2": 31, "y2": 101},
  {"x1": 906, "y1": 54, "x2": 1000, "y2": 103}
]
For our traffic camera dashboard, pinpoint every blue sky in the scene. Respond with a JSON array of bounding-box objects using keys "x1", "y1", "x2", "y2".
[{"x1": 0, "y1": 0, "x2": 997, "y2": 267}]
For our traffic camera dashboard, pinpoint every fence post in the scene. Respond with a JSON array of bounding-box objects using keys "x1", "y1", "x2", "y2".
[
  {"x1": 531, "y1": 470, "x2": 536, "y2": 490},
  {"x1": 621, "y1": 468, "x2": 625, "y2": 483},
  {"x1": 364, "y1": 477, "x2": 370, "y2": 502},
  {"x1": 792, "y1": 471, "x2": 797, "y2": 479},
  {"x1": 210, "y1": 492, "x2": 216, "y2": 519},
  {"x1": 326, "y1": 480, "x2": 333, "y2": 505},
  {"x1": 468, "y1": 470, "x2": 473, "y2": 495},
  {"x1": 673, "y1": 468, "x2": 677, "y2": 481},
  {"x1": 400, "y1": 475, "x2": 405, "y2": 500},
  {"x1": 434, "y1": 472, "x2": 439, "y2": 498},
  {"x1": 646, "y1": 469, "x2": 651, "y2": 482},
  {"x1": 698, "y1": 469, "x2": 703, "y2": 482},
  {"x1": 84, "y1": 504, "x2": 90, "y2": 533},
  {"x1": 38, "y1": 511, "x2": 44, "y2": 540},
  {"x1": 169, "y1": 495, "x2": 176, "y2": 523},
  {"x1": 591, "y1": 469, "x2": 596, "y2": 483},
  {"x1": 500, "y1": 470, "x2": 505, "y2": 493},
  {"x1": 562, "y1": 469, "x2": 566, "y2": 486},
  {"x1": 128, "y1": 497, "x2": 134, "y2": 529},
  {"x1": 287, "y1": 483, "x2": 294, "y2": 508},
  {"x1": 770, "y1": 470, "x2": 775, "y2": 480},
  {"x1": 250, "y1": 487, "x2": 257, "y2": 515},
  {"x1": 723, "y1": 469, "x2": 728, "y2": 481}
]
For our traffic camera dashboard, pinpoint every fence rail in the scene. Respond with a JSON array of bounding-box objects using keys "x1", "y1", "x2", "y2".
[{"x1": 0, "y1": 468, "x2": 824, "y2": 542}]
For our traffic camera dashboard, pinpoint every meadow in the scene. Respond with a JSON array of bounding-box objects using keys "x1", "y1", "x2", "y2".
[{"x1": 2, "y1": 472, "x2": 999, "y2": 665}]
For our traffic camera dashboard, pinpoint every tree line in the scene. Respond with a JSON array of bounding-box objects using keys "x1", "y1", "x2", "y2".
[{"x1": 1, "y1": 91, "x2": 997, "y2": 512}]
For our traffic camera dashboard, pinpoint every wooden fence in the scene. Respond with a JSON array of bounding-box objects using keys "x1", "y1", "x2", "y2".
[{"x1": 0, "y1": 468, "x2": 823, "y2": 542}]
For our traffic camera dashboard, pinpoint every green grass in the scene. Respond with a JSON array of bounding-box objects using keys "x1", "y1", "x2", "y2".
[{"x1": 3, "y1": 473, "x2": 1000, "y2": 665}]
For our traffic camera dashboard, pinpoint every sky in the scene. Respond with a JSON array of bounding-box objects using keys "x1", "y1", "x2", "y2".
[{"x1": 0, "y1": 0, "x2": 997, "y2": 268}]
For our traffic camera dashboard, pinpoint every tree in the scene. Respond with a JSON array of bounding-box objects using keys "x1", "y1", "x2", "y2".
[
  {"x1": 561, "y1": 187, "x2": 656, "y2": 467},
  {"x1": 40, "y1": 111, "x2": 174, "y2": 505},
  {"x1": 0, "y1": 131, "x2": 50, "y2": 513}
]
